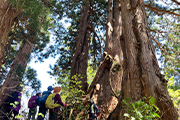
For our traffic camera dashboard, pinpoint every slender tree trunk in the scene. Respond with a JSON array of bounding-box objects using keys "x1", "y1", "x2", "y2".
[
  {"x1": 108, "y1": 0, "x2": 178, "y2": 120},
  {"x1": 0, "y1": 41, "x2": 34, "y2": 119},
  {"x1": 70, "y1": 1, "x2": 90, "y2": 93},
  {"x1": 85, "y1": 0, "x2": 123, "y2": 119},
  {"x1": 0, "y1": 0, "x2": 21, "y2": 67}
]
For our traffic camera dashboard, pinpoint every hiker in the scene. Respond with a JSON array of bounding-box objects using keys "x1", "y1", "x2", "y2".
[
  {"x1": 37, "y1": 86, "x2": 54, "y2": 120},
  {"x1": 87, "y1": 99, "x2": 100, "y2": 120},
  {"x1": 48, "y1": 87, "x2": 66, "y2": 120},
  {"x1": 5, "y1": 86, "x2": 23, "y2": 120},
  {"x1": 27, "y1": 90, "x2": 42, "y2": 120}
]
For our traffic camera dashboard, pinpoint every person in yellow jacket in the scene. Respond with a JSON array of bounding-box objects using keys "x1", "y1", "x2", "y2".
[{"x1": 49, "y1": 87, "x2": 66, "y2": 120}]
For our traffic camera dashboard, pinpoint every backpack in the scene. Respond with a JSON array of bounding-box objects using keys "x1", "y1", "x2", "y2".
[
  {"x1": 39, "y1": 91, "x2": 51, "y2": 104},
  {"x1": 28, "y1": 95, "x2": 37, "y2": 108},
  {"x1": 96, "y1": 105, "x2": 100, "y2": 117},
  {"x1": 45, "y1": 94, "x2": 59, "y2": 109},
  {"x1": 6, "y1": 92, "x2": 19, "y2": 104}
]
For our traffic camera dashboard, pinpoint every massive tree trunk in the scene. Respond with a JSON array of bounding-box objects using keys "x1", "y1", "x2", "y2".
[
  {"x1": 108, "y1": 0, "x2": 178, "y2": 120},
  {"x1": 0, "y1": 0, "x2": 21, "y2": 67},
  {"x1": 0, "y1": 41, "x2": 34, "y2": 119},
  {"x1": 70, "y1": 1, "x2": 91, "y2": 93},
  {"x1": 85, "y1": 0, "x2": 123, "y2": 119}
]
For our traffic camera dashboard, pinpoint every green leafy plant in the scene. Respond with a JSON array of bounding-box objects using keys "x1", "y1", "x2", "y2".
[
  {"x1": 166, "y1": 74, "x2": 180, "y2": 116},
  {"x1": 60, "y1": 74, "x2": 88, "y2": 119},
  {"x1": 123, "y1": 96, "x2": 160, "y2": 120},
  {"x1": 10, "y1": 101, "x2": 19, "y2": 109},
  {"x1": 15, "y1": 115, "x2": 23, "y2": 119}
]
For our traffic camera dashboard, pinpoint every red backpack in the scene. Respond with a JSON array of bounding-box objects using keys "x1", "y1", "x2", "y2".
[
  {"x1": 94, "y1": 104, "x2": 100, "y2": 117},
  {"x1": 96, "y1": 105, "x2": 100, "y2": 117},
  {"x1": 28, "y1": 96, "x2": 37, "y2": 108}
]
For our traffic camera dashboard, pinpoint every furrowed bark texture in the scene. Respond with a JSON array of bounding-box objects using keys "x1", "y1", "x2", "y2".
[
  {"x1": 108, "y1": 0, "x2": 178, "y2": 120},
  {"x1": 0, "y1": 41, "x2": 34, "y2": 119},
  {"x1": 70, "y1": 1, "x2": 90, "y2": 93},
  {"x1": 86, "y1": 0, "x2": 123, "y2": 119},
  {"x1": 0, "y1": 0, "x2": 21, "y2": 67}
]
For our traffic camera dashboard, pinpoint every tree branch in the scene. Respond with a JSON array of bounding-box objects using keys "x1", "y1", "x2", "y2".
[
  {"x1": 145, "y1": 4, "x2": 180, "y2": 17},
  {"x1": 171, "y1": 0, "x2": 180, "y2": 5},
  {"x1": 40, "y1": 0, "x2": 60, "y2": 15},
  {"x1": 87, "y1": 24, "x2": 102, "y2": 55},
  {"x1": 150, "y1": 29, "x2": 167, "y2": 33},
  {"x1": 17, "y1": 23, "x2": 35, "y2": 46},
  {"x1": 151, "y1": 35, "x2": 165, "y2": 57},
  {"x1": 0, "y1": 110, "x2": 9, "y2": 119}
]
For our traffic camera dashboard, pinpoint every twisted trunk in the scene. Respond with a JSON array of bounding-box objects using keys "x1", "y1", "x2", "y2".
[{"x1": 108, "y1": 0, "x2": 178, "y2": 119}]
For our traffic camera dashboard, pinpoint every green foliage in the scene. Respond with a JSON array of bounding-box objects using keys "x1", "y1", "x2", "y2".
[
  {"x1": 62, "y1": 80, "x2": 88, "y2": 119},
  {"x1": 15, "y1": 115, "x2": 23, "y2": 119},
  {"x1": 166, "y1": 74, "x2": 180, "y2": 113},
  {"x1": 123, "y1": 97, "x2": 160, "y2": 120},
  {"x1": 55, "y1": 67, "x2": 96, "y2": 119},
  {"x1": 87, "y1": 65, "x2": 97, "y2": 85},
  {"x1": 10, "y1": 103, "x2": 16, "y2": 109},
  {"x1": 10, "y1": 100, "x2": 19, "y2": 109},
  {"x1": 70, "y1": 74, "x2": 85, "y2": 92},
  {"x1": 55, "y1": 64, "x2": 97, "y2": 102},
  {"x1": 1, "y1": 0, "x2": 54, "y2": 91},
  {"x1": 23, "y1": 66, "x2": 41, "y2": 91},
  {"x1": 47, "y1": 0, "x2": 107, "y2": 77},
  {"x1": 144, "y1": 1, "x2": 180, "y2": 116},
  {"x1": 9, "y1": 0, "x2": 55, "y2": 55},
  {"x1": 145, "y1": 0, "x2": 180, "y2": 83}
]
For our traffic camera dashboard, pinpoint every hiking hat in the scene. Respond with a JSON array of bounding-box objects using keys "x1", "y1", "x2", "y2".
[
  {"x1": 88, "y1": 99, "x2": 94, "y2": 104},
  {"x1": 53, "y1": 87, "x2": 61, "y2": 94},
  {"x1": 36, "y1": 90, "x2": 41, "y2": 94},
  {"x1": 47, "y1": 86, "x2": 54, "y2": 91}
]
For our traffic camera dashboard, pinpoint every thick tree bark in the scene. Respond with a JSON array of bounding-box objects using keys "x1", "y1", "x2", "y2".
[
  {"x1": 0, "y1": 0, "x2": 21, "y2": 67},
  {"x1": 85, "y1": 0, "x2": 123, "y2": 119},
  {"x1": 108, "y1": 0, "x2": 178, "y2": 120},
  {"x1": 70, "y1": 1, "x2": 90, "y2": 93},
  {"x1": 0, "y1": 41, "x2": 34, "y2": 119}
]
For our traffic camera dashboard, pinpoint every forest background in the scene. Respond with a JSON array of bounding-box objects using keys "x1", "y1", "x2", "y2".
[{"x1": 0, "y1": 0, "x2": 180, "y2": 119}]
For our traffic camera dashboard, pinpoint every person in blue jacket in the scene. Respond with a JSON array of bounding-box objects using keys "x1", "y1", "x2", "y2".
[{"x1": 37, "y1": 86, "x2": 54, "y2": 120}]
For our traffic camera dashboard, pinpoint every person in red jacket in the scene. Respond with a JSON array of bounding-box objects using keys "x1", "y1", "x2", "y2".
[{"x1": 49, "y1": 87, "x2": 66, "y2": 120}]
